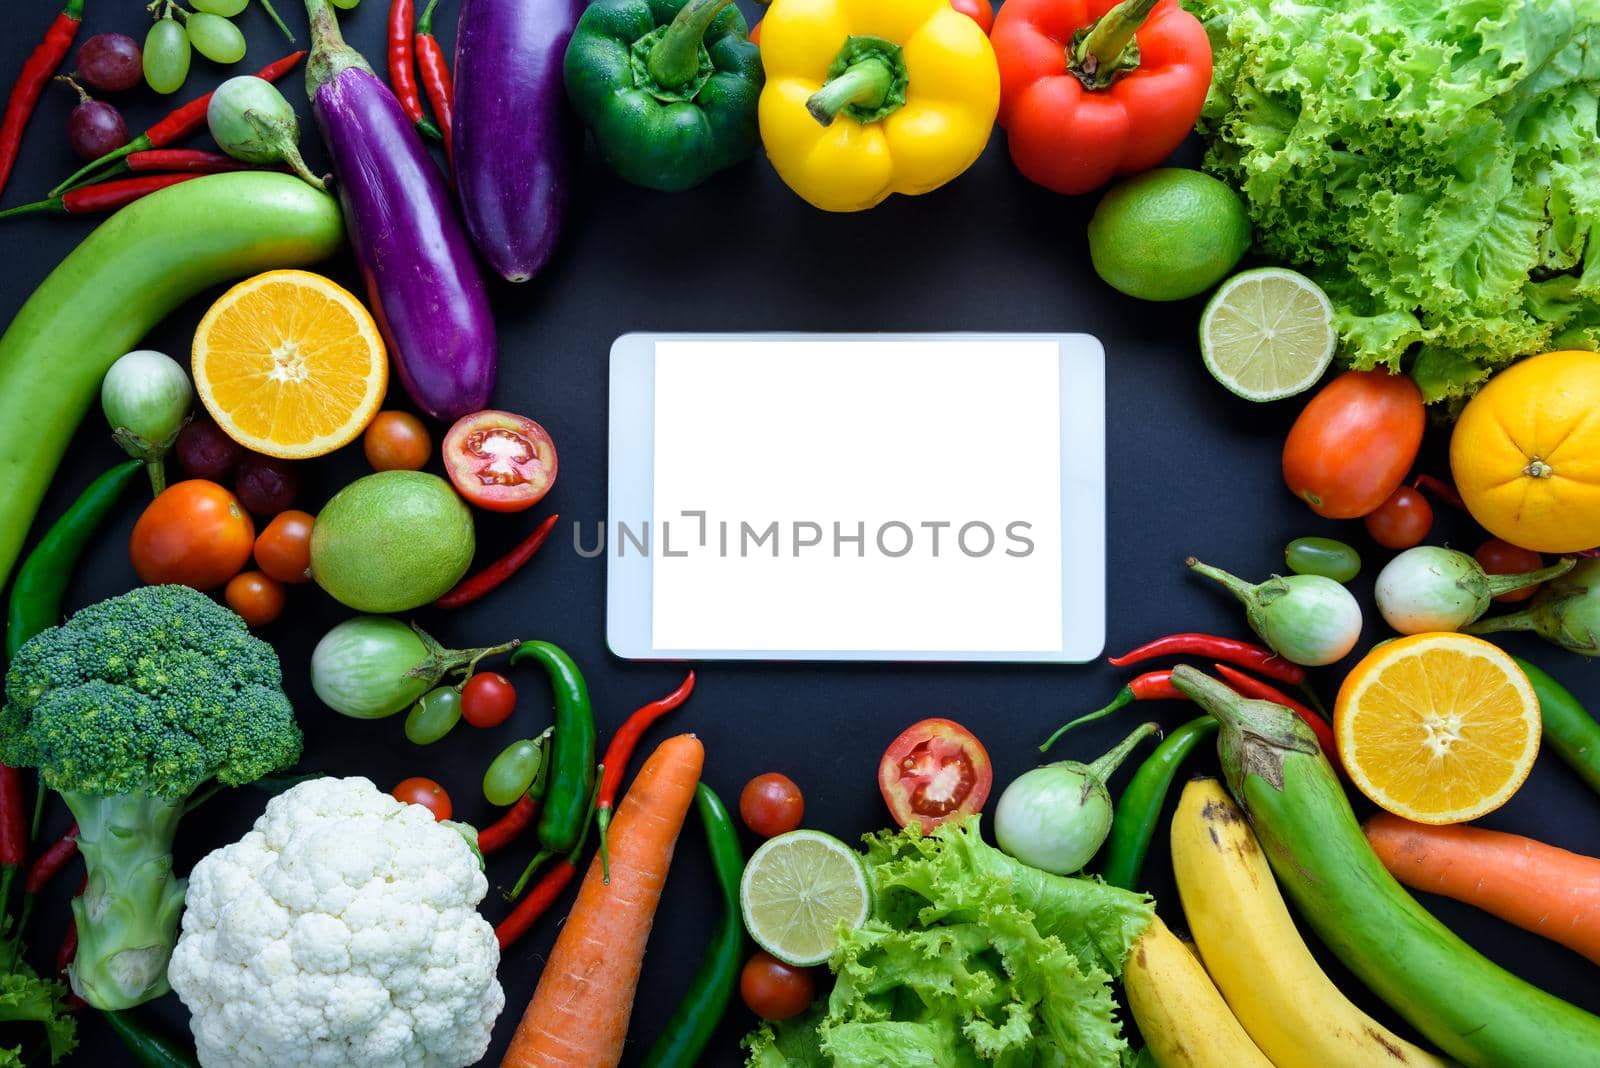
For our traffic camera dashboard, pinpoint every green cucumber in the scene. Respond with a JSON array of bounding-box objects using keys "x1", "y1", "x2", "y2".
[
  {"x1": 0, "y1": 172, "x2": 344, "y2": 589},
  {"x1": 1170, "y1": 665, "x2": 1600, "y2": 1068}
]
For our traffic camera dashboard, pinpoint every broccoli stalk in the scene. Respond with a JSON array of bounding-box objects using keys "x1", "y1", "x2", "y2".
[{"x1": 0, "y1": 586, "x2": 302, "y2": 1011}]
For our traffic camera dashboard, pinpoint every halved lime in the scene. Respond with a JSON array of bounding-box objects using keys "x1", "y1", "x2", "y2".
[
  {"x1": 739, "y1": 830, "x2": 870, "y2": 966},
  {"x1": 1200, "y1": 267, "x2": 1336, "y2": 402}
]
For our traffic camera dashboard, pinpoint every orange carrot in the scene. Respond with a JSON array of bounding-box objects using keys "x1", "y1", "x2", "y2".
[
  {"x1": 501, "y1": 733, "x2": 704, "y2": 1068},
  {"x1": 1365, "y1": 812, "x2": 1600, "y2": 965}
]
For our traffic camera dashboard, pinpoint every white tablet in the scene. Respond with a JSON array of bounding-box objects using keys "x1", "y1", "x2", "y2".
[{"x1": 606, "y1": 334, "x2": 1105, "y2": 662}]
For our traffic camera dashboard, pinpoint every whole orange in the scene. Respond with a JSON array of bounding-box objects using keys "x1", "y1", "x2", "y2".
[
  {"x1": 130, "y1": 480, "x2": 256, "y2": 590},
  {"x1": 1450, "y1": 350, "x2": 1600, "y2": 554}
]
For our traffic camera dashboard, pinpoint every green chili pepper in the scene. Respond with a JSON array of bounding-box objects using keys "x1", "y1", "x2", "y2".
[
  {"x1": 1284, "y1": 536, "x2": 1361, "y2": 583},
  {"x1": 1099, "y1": 715, "x2": 1220, "y2": 891},
  {"x1": 1514, "y1": 657, "x2": 1600, "y2": 795},
  {"x1": 640, "y1": 783, "x2": 745, "y2": 1068},
  {"x1": 510, "y1": 641, "x2": 596, "y2": 855},
  {"x1": 103, "y1": 1009, "x2": 200, "y2": 1068},
  {"x1": 5, "y1": 460, "x2": 141, "y2": 660}
]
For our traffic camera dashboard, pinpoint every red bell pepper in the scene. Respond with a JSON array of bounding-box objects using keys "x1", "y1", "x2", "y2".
[{"x1": 991, "y1": 0, "x2": 1210, "y2": 195}]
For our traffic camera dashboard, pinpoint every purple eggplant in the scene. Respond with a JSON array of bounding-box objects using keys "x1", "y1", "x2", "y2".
[
  {"x1": 302, "y1": 0, "x2": 495, "y2": 421},
  {"x1": 453, "y1": 0, "x2": 581, "y2": 283}
]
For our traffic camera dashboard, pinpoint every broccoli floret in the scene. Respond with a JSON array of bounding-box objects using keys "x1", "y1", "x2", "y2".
[{"x1": 0, "y1": 585, "x2": 302, "y2": 1011}]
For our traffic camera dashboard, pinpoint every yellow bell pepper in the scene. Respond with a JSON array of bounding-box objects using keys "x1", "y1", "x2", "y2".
[{"x1": 758, "y1": 0, "x2": 1000, "y2": 212}]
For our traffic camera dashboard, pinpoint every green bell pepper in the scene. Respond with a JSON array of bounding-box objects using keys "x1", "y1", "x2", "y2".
[{"x1": 564, "y1": 0, "x2": 762, "y2": 192}]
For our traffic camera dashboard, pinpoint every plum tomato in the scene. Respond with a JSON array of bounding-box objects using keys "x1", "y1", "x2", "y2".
[
  {"x1": 254, "y1": 509, "x2": 314, "y2": 584},
  {"x1": 235, "y1": 454, "x2": 301, "y2": 516},
  {"x1": 392, "y1": 776, "x2": 452, "y2": 821},
  {"x1": 461, "y1": 672, "x2": 517, "y2": 728},
  {"x1": 442, "y1": 410, "x2": 557, "y2": 513},
  {"x1": 130, "y1": 479, "x2": 255, "y2": 590},
  {"x1": 1282, "y1": 370, "x2": 1424, "y2": 519},
  {"x1": 224, "y1": 571, "x2": 285, "y2": 626},
  {"x1": 878, "y1": 718, "x2": 993, "y2": 832},
  {"x1": 740, "y1": 952, "x2": 815, "y2": 1021},
  {"x1": 364, "y1": 410, "x2": 432, "y2": 472},
  {"x1": 739, "y1": 773, "x2": 805, "y2": 838},
  {"x1": 1363, "y1": 486, "x2": 1433, "y2": 550},
  {"x1": 1476, "y1": 538, "x2": 1545, "y2": 604}
]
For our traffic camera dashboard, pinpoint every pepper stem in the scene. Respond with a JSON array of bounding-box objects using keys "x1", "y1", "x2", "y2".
[
  {"x1": 1040, "y1": 685, "x2": 1135, "y2": 752},
  {"x1": 807, "y1": 58, "x2": 893, "y2": 126},
  {"x1": 0, "y1": 197, "x2": 61, "y2": 221},
  {"x1": 1083, "y1": 722, "x2": 1160, "y2": 781},
  {"x1": 507, "y1": 850, "x2": 552, "y2": 900},
  {"x1": 648, "y1": 0, "x2": 736, "y2": 89},
  {"x1": 1483, "y1": 557, "x2": 1574, "y2": 598},
  {"x1": 417, "y1": 0, "x2": 442, "y2": 35},
  {"x1": 596, "y1": 808, "x2": 613, "y2": 884},
  {"x1": 258, "y1": 0, "x2": 296, "y2": 42},
  {"x1": 1069, "y1": 0, "x2": 1160, "y2": 90}
]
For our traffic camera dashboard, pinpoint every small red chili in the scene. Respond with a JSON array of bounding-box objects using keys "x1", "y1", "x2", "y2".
[
  {"x1": 1108, "y1": 632, "x2": 1306, "y2": 685},
  {"x1": 0, "y1": 172, "x2": 202, "y2": 221},
  {"x1": 595, "y1": 672, "x2": 696, "y2": 880},
  {"x1": 0, "y1": 0, "x2": 84, "y2": 198},
  {"x1": 1040, "y1": 670, "x2": 1182, "y2": 753},
  {"x1": 415, "y1": 0, "x2": 454, "y2": 157},
  {"x1": 24, "y1": 823, "x2": 78, "y2": 894},
  {"x1": 478, "y1": 795, "x2": 539, "y2": 856},
  {"x1": 435, "y1": 513, "x2": 559, "y2": 609}
]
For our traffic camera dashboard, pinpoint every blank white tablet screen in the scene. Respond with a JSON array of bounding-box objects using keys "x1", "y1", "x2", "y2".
[{"x1": 649, "y1": 339, "x2": 1065, "y2": 653}]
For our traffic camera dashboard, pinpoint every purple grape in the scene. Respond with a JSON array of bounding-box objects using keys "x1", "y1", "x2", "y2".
[
  {"x1": 66, "y1": 97, "x2": 127, "y2": 161},
  {"x1": 235, "y1": 455, "x2": 301, "y2": 516},
  {"x1": 175, "y1": 419, "x2": 245, "y2": 480},
  {"x1": 77, "y1": 33, "x2": 143, "y2": 93}
]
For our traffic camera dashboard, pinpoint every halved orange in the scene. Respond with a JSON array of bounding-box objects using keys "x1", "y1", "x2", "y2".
[
  {"x1": 192, "y1": 270, "x2": 387, "y2": 459},
  {"x1": 1334, "y1": 633, "x2": 1539, "y2": 824}
]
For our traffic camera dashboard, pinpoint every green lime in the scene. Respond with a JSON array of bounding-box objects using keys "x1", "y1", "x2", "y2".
[
  {"x1": 740, "y1": 829, "x2": 871, "y2": 966},
  {"x1": 1201, "y1": 268, "x2": 1336, "y2": 401},
  {"x1": 1087, "y1": 168, "x2": 1251, "y2": 302},
  {"x1": 310, "y1": 470, "x2": 474, "y2": 613}
]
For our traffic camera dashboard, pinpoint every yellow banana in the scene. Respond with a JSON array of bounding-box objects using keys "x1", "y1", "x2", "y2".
[
  {"x1": 1171, "y1": 778, "x2": 1450, "y2": 1068},
  {"x1": 1123, "y1": 916, "x2": 1274, "y2": 1068}
]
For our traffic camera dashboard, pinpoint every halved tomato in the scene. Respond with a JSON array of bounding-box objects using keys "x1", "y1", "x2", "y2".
[
  {"x1": 878, "y1": 718, "x2": 993, "y2": 832},
  {"x1": 442, "y1": 410, "x2": 558, "y2": 513}
]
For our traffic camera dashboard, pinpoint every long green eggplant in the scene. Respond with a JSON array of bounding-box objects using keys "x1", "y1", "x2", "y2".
[
  {"x1": 0, "y1": 172, "x2": 344, "y2": 590},
  {"x1": 1169, "y1": 664, "x2": 1600, "y2": 1068}
]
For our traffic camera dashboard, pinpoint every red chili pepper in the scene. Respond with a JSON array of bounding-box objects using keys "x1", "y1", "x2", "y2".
[
  {"x1": 415, "y1": 0, "x2": 454, "y2": 155},
  {"x1": 49, "y1": 50, "x2": 306, "y2": 197},
  {"x1": 1412, "y1": 474, "x2": 1466, "y2": 513},
  {"x1": 24, "y1": 823, "x2": 78, "y2": 895},
  {"x1": 495, "y1": 856, "x2": 577, "y2": 951},
  {"x1": 594, "y1": 671, "x2": 695, "y2": 881},
  {"x1": 1108, "y1": 632, "x2": 1306, "y2": 685},
  {"x1": 1040, "y1": 669, "x2": 1182, "y2": 752},
  {"x1": 124, "y1": 149, "x2": 249, "y2": 175},
  {"x1": 388, "y1": 0, "x2": 441, "y2": 140},
  {"x1": 435, "y1": 513, "x2": 559, "y2": 608},
  {"x1": 478, "y1": 795, "x2": 539, "y2": 856},
  {"x1": 56, "y1": 873, "x2": 88, "y2": 987},
  {"x1": 0, "y1": 172, "x2": 203, "y2": 221},
  {"x1": 0, "y1": 0, "x2": 83, "y2": 199},
  {"x1": 1212, "y1": 663, "x2": 1340, "y2": 769}
]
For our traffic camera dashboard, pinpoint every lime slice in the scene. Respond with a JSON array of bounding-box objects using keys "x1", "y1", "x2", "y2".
[
  {"x1": 740, "y1": 830, "x2": 870, "y2": 966},
  {"x1": 1200, "y1": 267, "x2": 1336, "y2": 402}
]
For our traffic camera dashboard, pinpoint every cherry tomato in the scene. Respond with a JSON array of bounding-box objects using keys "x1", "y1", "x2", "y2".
[
  {"x1": 1476, "y1": 538, "x2": 1545, "y2": 604},
  {"x1": 1363, "y1": 486, "x2": 1433, "y2": 550},
  {"x1": 461, "y1": 673, "x2": 517, "y2": 728},
  {"x1": 739, "y1": 952, "x2": 814, "y2": 1021},
  {"x1": 254, "y1": 509, "x2": 314, "y2": 584},
  {"x1": 224, "y1": 571, "x2": 285, "y2": 626},
  {"x1": 442, "y1": 410, "x2": 558, "y2": 513},
  {"x1": 878, "y1": 718, "x2": 993, "y2": 833},
  {"x1": 739, "y1": 773, "x2": 805, "y2": 838},
  {"x1": 364, "y1": 410, "x2": 432, "y2": 472},
  {"x1": 1282, "y1": 370, "x2": 1425, "y2": 519},
  {"x1": 748, "y1": 17, "x2": 760, "y2": 43},
  {"x1": 392, "y1": 777, "x2": 452, "y2": 821},
  {"x1": 951, "y1": 0, "x2": 993, "y2": 33},
  {"x1": 130, "y1": 480, "x2": 255, "y2": 590}
]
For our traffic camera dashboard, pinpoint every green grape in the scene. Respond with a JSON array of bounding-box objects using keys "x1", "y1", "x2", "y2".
[
  {"x1": 192, "y1": 0, "x2": 249, "y2": 15},
  {"x1": 186, "y1": 13, "x2": 247, "y2": 64},
  {"x1": 330, "y1": 0, "x2": 361, "y2": 8},
  {"x1": 483, "y1": 739, "x2": 543, "y2": 807},
  {"x1": 143, "y1": 18, "x2": 191, "y2": 95},
  {"x1": 404, "y1": 687, "x2": 462, "y2": 746}
]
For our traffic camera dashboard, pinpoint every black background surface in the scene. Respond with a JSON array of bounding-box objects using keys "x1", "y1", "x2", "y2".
[{"x1": 2, "y1": 2, "x2": 1597, "y2": 1064}]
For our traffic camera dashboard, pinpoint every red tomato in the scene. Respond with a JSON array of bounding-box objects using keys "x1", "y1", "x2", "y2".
[
  {"x1": 364, "y1": 410, "x2": 432, "y2": 472},
  {"x1": 1363, "y1": 487, "x2": 1433, "y2": 550},
  {"x1": 224, "y1": 571, "x2": 285, "y2": 626},
  {"x1": 740, "y1": 952, "x2": 814, "y2": 1021},
  {"x1": 951, "y1": 0, "x2": 993, "y2": 33},
  {"x1": 461, "y1": 672, "x2": 517, "y2": 728},
  {"x1": 254, "y1": 509, "x2": 314, "y2": 584},
  {"x1": 739, "y1": 773, "x2": 805, "y2": 838},
  {"x1": 392, "y1": 777, "x2": 452, "y2": 821},
  {"x1": 878, "y1": 718, "x2": 993, "y2": 832},
  {"x1": 442, "y1": 410, "x2": 557, "y2": 513},
  {"x1": 130, "y1": 480, "x2": 255, "y2": 590},
  {"x1": 748, "y1": 17, "x2": 760, "y2": 43},
  {"x1": 1476, "y1": 538, "x2": 1545, "y2": 604},
  {"x1": 1282, "y1": 370, "x2": 1425, "y2": 519}
]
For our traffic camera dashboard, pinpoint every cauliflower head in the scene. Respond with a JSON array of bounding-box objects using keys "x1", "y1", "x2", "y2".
[{"x1": 168, "y1": 776, "x2": 504, "y2": 1068}]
